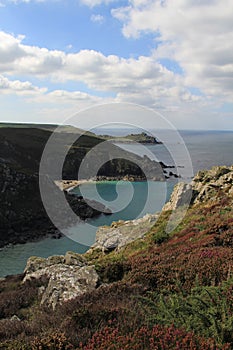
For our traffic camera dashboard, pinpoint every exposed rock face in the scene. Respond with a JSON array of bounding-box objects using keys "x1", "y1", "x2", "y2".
[
  {"x1": 0, "y1": 126, "x2": 169, "y2": 247},
  {"x1": 162, "y1": 183, "x2": 193, "y2": 212},
  {"x1": 192, "y1": 166, "x2": 233, "y2": 203},
  {"x1": 23, "y1": 252, "x2": 99, "y2": 309},
  {"x1": 163, "y1": 166, "x2": 233, "y2": 212},
  {"x1": 0, "y1": 163, "x2": 108, "y2": 247},
  {"x1": 91, "y1": 213, "x2": 158, "y2": 253}
]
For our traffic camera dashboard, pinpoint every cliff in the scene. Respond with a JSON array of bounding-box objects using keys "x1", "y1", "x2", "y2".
[
  {"x1": 163, "y1": 165, "x2": 233, "y2": 211},
  {"x1": 0, "y1": 125, "x2": 168, "y2": 247},
  {"x1": 22, "y1": 165, "x2": 233, "y2": 303},
  {"x1": 99, "y1": 131, "x2": 162, "y2": 144}
]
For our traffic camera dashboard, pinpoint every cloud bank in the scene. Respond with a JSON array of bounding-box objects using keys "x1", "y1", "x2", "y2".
[{"x1": 0, "y1": 0, "x2": 232, "y2": 128}]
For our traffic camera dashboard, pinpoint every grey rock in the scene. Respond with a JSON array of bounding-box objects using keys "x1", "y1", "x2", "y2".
[
  {"x1": 163, "y1": 166, "x2": 233, "y2": 212},
  {"x1": 64, "y1": 251, "x2": 87, "y2": 266},
  {"x1": 90, "y1": 213, "x2": 158, "y2": 253},
  {"x1": 162, "y1": 182, "x2": 193, "y2": 212},
  {"x1": 191, "y1": 166, "x2": 233, "y2": 204},
  {"x1": 23, "y1": 253, "x2": 99, "y2": 309}
]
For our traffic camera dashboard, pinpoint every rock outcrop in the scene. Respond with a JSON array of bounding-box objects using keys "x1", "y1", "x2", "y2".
[
  {"x1": 163, "y1": 166, "x2": 233, "y2": 212},
  {"x1": 192, "y1": 165, "x2": 233, "y2": 203},
  {"x1": 23, "y1": 252, "x2": 99, "y2": 309},
  {"x1": 162, "y1": 183, "x2": 193, "y2": 212},
  {"x1": 90, "y1": 213, "x2": 158, "y2": 253}
]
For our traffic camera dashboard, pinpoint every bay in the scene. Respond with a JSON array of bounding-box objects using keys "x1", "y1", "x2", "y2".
[
  {"x1": 0, "y1": 180, "x2": 175, "y2": 277},
  {"x1": 0, "y1": 130, "x2": 233, "y2": 277}
]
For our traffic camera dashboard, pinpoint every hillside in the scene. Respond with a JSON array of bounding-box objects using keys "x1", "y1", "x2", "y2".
[
  {"x1": 0, "y1": 125, "x2": 168, "y2": 247},
  {"x1": 0, "y1": 166, "x2": 232, "y2": 349}
]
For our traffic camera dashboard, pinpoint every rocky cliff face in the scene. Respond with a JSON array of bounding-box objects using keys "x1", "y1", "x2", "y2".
[
  {"x1": 0, "y1": 126, "x2": 168, "y2": 247},
  {"x1": 0, "y1": 162, "x2": 108, "y2": 247},
  {"x1": 192, "y1": 166, "x2": 233, "y2": 203},
  {"x1": 21, "y1": 165, "x2": 233, "y2": 310},
  {"x1": 163, "y1": 166, "x2": 233, "y2": 212}
]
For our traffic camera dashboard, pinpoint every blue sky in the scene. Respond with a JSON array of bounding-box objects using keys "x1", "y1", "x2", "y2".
[{"x1": 0, "y1": 0, "x2": 232, "y2": 130}]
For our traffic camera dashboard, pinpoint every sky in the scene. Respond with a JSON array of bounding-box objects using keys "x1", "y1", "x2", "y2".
[{"x1": 0, "y1": 0, "x2": 232, "y2": 130}]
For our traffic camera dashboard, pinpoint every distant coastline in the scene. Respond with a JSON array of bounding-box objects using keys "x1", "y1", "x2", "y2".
[{"x1": 99, "y1": 131, "x2": 162, "y2": 144}]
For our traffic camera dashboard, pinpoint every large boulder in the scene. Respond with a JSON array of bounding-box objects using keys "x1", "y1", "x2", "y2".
[{"x1": 23, "y1": 252, "x2": 99, "y2": 309}]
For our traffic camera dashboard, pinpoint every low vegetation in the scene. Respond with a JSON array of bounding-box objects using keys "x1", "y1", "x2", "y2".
[{"x1": 0, "y1": 187, "x2": 233, "y2": 348}]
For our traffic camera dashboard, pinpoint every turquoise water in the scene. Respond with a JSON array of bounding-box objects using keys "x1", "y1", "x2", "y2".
[
  {"x1": 0, "y1": 180, "x2": 175, "y2": 277},
  {"x1": 1, "y1": 130, "x2": 232, "y2": 277}
]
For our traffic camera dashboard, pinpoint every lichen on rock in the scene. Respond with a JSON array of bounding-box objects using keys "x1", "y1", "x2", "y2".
[
  {"x1": 90, "y1": 213, "x2": 158, "y2": 253},
  {"x1": 162, "y1": 165, "x2": 233, "y2": 213},
  {"x1": 23, "y1": 252, "x2": 99, "y2": 309}
]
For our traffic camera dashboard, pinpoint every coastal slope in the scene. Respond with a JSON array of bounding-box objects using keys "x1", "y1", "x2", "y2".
[{"x1": 0, "y1": 165, "x2": 232, "y2": 349}]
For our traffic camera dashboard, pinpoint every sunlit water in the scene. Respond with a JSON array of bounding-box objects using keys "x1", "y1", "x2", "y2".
[
  {"x1": 0, "y1": 130, "x2": 233, "y2": 277},
  {"x1": 0, "y1": 181, "x2": 175, "y2": 277}
]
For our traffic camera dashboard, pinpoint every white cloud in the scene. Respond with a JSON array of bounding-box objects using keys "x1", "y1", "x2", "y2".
[
  {"x1": 0, "y1": 74, "x2": 46, "y2": 94},
  {"x1": 0, "y1": 21, "x2": 230, "y2": 129},
  {"x1": 112, "y1": 0, "x2": 233, "y2": 102},
  {"x1": 33, "y1": 89, "x2": 102, "y2": 105},
  {"x1": 0, "y1": 32, "x2": 177, "y2": 91},
  {"x1": 0, "y1": 69, "x2": 102, "y2": 109},
  {"x1": 90, "y1": 14, "x2": 105, "y2": 23}
]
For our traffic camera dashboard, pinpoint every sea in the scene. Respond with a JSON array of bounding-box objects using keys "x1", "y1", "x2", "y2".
[{"x1": 0, "y1": 130, "x2": 232, "y2": 277}]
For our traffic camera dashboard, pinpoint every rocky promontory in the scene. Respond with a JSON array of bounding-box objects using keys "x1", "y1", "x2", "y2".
[
  {"x1": 163, "y1": 165, "x2": 233, "y2": 212},
  {"x1": 99, "y1": 131, "x2": 162, "y2": 144},
  {"x1": 18, "y1": 165, "x2": 233, "y2": 311},
  {"x1": 91, "y1": 213, "x2": 158, "y2": 253},
  {"x1": 0, "y1": 125, "x2": 173, "y2": 248}
]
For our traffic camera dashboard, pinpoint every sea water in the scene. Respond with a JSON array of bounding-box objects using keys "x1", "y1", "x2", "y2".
[
  {"x1": 0, "y1": 130, "x2": 232, "y2": 277},
  {"x1": 0, "y1": 180, "x2": 175, "y2": 277}
]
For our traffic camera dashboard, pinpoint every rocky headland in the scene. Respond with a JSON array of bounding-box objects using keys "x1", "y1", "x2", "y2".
[
  {"x1": 99, "y1": 131, "x2": 162, "y2": 144},
  {"x1": 18, "y1": 165, "x2": 233, "y2": 309},
  {"x1": 0, "y1": 125, "x2": 174, "y2": 248}
]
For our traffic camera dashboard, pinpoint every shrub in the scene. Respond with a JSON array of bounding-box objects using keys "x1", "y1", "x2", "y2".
[
  {"x1": 31, "y1": 332, "x2": 74, "y2": 350},
  {"x1": 140, "y1": 280, "x2": 233, "y2": 345},
  {"x1": 79, "y1": 324, "x2": 231, "y2": 350}
]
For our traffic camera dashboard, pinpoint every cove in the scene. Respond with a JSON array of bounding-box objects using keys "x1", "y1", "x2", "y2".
[{"x1": 0, "y1": 180, "x2": 175, "y2": 277}]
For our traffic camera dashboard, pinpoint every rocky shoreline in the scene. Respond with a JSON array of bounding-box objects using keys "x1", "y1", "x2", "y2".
[
  {"x1": 55, "y1": 163, "x2": 180, "y2": 192},
  {"x1": 0, "y1": 126, "x2": 179, "y2": 249},
  {"x1": 16, "y1": 165, "x2": 233, "y2": 310},
  {"x1": 0, "y1": 165, "x2": 233, "y2": 349}
]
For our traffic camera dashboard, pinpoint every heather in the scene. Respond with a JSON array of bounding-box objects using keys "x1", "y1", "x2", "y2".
[{"x1": 0, "y1": 180, "x2": 233, "y2": 349}]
